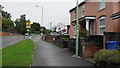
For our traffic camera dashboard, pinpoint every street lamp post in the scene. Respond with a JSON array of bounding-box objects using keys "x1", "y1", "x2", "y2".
[
  {"x1": 76, "y1": 0, "x2": 79, "y2": 57},
  {"x1": 36, "y1": 5, "x2": 43, "y2": 26},
  {"x1": 73, "y1": 0, "x2": 80, "y2": 58},
  {"x1": 42, "y1": 6, "x2": 43, "y2": 26}
]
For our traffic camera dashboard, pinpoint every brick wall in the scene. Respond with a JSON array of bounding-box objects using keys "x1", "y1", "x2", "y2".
[
  {"x1": 82, "y1": 45, "x2": 97, "y2": 58},
  {"x1": 45, "y1": 35, "x2": 57, "y2": 43},
  {"x1": 0, "y1": 32, "x2": 19, "y2": 36}
]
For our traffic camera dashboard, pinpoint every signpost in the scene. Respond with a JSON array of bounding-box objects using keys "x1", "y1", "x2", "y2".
[
  {"x1": 26, "y1": 22, "x2": 31, "y2": 35},
  {"x1": 26, "y1": 22, "x2": 31, "y2": 28}
]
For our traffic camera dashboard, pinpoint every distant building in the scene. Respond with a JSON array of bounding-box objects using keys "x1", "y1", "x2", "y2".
[
  {"x1": 68, "y1": 0, "x2": 120, "y2": 38},
  {"x1": 55, "y1": 24, "x2": 70, "y2": 35}
]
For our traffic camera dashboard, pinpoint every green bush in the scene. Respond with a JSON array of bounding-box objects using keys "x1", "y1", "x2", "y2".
[
  {"x1": 94, "y1": 49, "x2": 111, "y2": 65},
  {"x1": 45, "y1": 29, "x2": 52, "y2": 34},
  {"x1": 79, "y1": 28, "x2": 89, "y2": 39},
  {"x1": 110, "y1": 50, "x2": 120, "y2": 64},
  {"x1": 94, "y1": 49, "x2": 120, "y2": 67},
  {"x1": 58, "y1": 34, "x2": 68, "y2": 41},
  {"x1": 34, "y1": 31, "x2": 40, "y2": 34},
  {"x1": 117, "y1": 46, "x2": 120, "y2": 51}
]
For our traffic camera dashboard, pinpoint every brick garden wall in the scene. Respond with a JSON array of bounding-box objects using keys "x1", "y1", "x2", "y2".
[
  {"x1": 68, "y1": 35, "x2": 103, "y2": 58},
  {"x1": 82, "y1": 45, "x2": 97, "y2": 58},
  {"x1": 0, "y1": 32, "x2": 19, "y2": 36},
  {"x1": 45, "y1": 35, "x2": 57, "y2": 43}
]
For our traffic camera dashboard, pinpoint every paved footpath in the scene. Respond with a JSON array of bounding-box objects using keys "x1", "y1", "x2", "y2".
[{"x1": 31, "y1": 36, "x2": 94, "y2": 66}]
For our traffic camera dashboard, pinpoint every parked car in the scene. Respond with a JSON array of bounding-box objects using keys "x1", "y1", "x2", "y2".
[
  {"x1": 50, "y1": 32, "x2": 59, "y2": 35},
  {"x1": 24, "y1": 34, "x2": 32, "y2": 39}
]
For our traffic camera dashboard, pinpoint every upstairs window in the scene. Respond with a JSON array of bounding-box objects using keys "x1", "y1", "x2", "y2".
[
  {"x1": 74, "y1": 9, "x2": 76, "y2": 20},
  {"x1": 99, "y1": 0, "x2": 105, "y2": 11},
  {"x1": 81, "y1": 4, "x2": 85, "y2": 17}
]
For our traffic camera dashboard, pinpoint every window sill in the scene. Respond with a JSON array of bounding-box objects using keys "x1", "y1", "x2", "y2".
[
  {"x1": 99, "y1": 34, "x2": 104, "y2": 35},
  {"x1": 99, "y1": 25, "x2": 105, "y2": 28},
  {"x1": 98, "y1": 8, "x2": 105, "y2": 12},
  {"x1": 82, "y1": 15, "x2": 85, "y2": 17}
]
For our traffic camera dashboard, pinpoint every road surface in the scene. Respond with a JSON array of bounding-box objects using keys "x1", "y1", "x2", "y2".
[{"x1": 1, "y1": 36, "x2": 24, "y2": 48}]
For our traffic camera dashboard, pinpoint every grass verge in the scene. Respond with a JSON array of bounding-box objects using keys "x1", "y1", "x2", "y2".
[{"x1": 2, "y1": 40, "x2": 34, "y2": 67}]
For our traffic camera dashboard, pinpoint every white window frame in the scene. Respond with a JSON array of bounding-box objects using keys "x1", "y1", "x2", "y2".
[
  {"x1": 74, "y1": 25, "x2": 76, "y2": 38},
  {"x1": 81, "y1": 4, "x2": 85, "y2": 17},
  {"x1": 99, "y1": 17, "x2": 106, "y2": 35},
  {"x1": 74, "y1": 9, "x2": 76, "y2": 20},
  {"x1": 99, "y1": 0, "x2": 105, "y2": 11}
]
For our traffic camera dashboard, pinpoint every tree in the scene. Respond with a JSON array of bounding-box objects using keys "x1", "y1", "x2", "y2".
[
  {"x1": 2, "y1": 18, "x2": 14, "y2": 32},
  {"x1": 2, "y1": 11, "x2": 11, "y2": 19},
  {"x1": 2, "y1": 10, "x2": 14, "y2": 33},
  {"x1": 40, "y1": 26, "x2": 46, "y2": 34},
  {"x1": 44, "y1": 29, "x2": 52, "y2": 34},
  {"x1": 31, "y1": 22, "x2": 40, "y2": 33},
  {"x1": 15, "y1": 14, "x2": 27, "y2": 35}
]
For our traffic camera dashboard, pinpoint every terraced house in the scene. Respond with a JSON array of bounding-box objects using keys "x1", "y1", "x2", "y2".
[{"x1": 68, "y1": 0, "x2": 120, "y2": 38}]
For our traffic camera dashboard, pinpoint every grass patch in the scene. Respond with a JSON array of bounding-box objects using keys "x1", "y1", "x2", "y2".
[{"x1": 2, "y1": 40, "x2": 34, "y2": 67}]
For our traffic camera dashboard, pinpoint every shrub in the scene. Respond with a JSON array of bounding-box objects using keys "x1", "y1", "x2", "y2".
[
  {"x1": 94, "y1": 49, "x2": 120, "y2": 67},
  {"x1": 94, "y1": 49, "x2": 111, "y2": 65},
  {"x1": 34, "y1": 31, "x2": 40, "y2": 34},
  {"x1": 109, "y1": 50, "x2": 120, "y2": 64},
  {"x1": 45, "y1": 29, "x2": 52, "y2": 34},
  {"x1": 79, "y1": 28, "x2": 89, "y2": 39},
  {"x1": 117, "y1": 46, "x2": 120, "y2": 51}
]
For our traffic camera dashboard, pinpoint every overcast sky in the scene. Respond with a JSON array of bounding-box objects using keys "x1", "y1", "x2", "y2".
[{"x1": 1, "y1": 0, "x2": 84, "y2": 29}]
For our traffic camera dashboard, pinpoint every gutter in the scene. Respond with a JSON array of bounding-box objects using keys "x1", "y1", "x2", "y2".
[{"x1": 69, "y1": 1, "x2": 86, "y2": 12}]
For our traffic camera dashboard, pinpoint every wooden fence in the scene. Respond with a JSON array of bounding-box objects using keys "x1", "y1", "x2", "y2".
[{"x1": 104, "y1": 32, "x2": 120, "y2": 42}]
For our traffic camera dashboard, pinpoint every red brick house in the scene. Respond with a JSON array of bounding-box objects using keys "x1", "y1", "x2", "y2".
[{"x1": 68, "y1": 0, "x2": 120, "y2": 38}]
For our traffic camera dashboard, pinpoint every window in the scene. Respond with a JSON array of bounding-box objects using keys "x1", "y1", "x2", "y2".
[
  {"x1": 100, "y1": 27, "x2": 105, "y2": 34},
  {"x1": 74, "y1": 25, "x2": 76, "y2": 38},
  {"x1": 74, "y1": 10, "x2": 76, "y2": 20},
  {"x1": 81, "y1": 4, "x2": 85, "y2": 17},
  {"x1": 99, "y1": 0, "x2": 105, "y2": 10},
  {"x1": 74, "y1": 25, "x2": 76, "y2": 35},
  {"x1": 99, "y1": 17, "x2": 106, "y2": 35}
]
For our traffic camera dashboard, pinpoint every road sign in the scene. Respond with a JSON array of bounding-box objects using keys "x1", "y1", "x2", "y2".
[{"x1": 26, "y1": 22, "x2": 31, "y2": 28}]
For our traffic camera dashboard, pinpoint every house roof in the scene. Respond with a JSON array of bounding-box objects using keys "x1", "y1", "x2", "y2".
[
  {"x1": 71, "y1": 16, "x2": 96, "y2": 24},
  {"x1": 110, "y1": 12, "x2": 120, "y2": 19},
  {"x1": 69, "y1": 1, "x2": 86, "y2": 12},
  {"x1": 69, "y1": 1, "x2": 85, "y2": 12}
]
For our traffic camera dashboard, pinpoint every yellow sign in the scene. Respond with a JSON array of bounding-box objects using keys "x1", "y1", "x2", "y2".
[{"x1": 26, "y1": 22, "x2": 31, "y2": 28}]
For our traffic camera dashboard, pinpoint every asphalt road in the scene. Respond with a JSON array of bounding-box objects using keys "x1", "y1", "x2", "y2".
[
  {"x1": 1, "y1": 36, "x2": 24, "y2": 48},
  {"x1": 31, "y1": 36, "x2": 94, "y2": 67}
]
